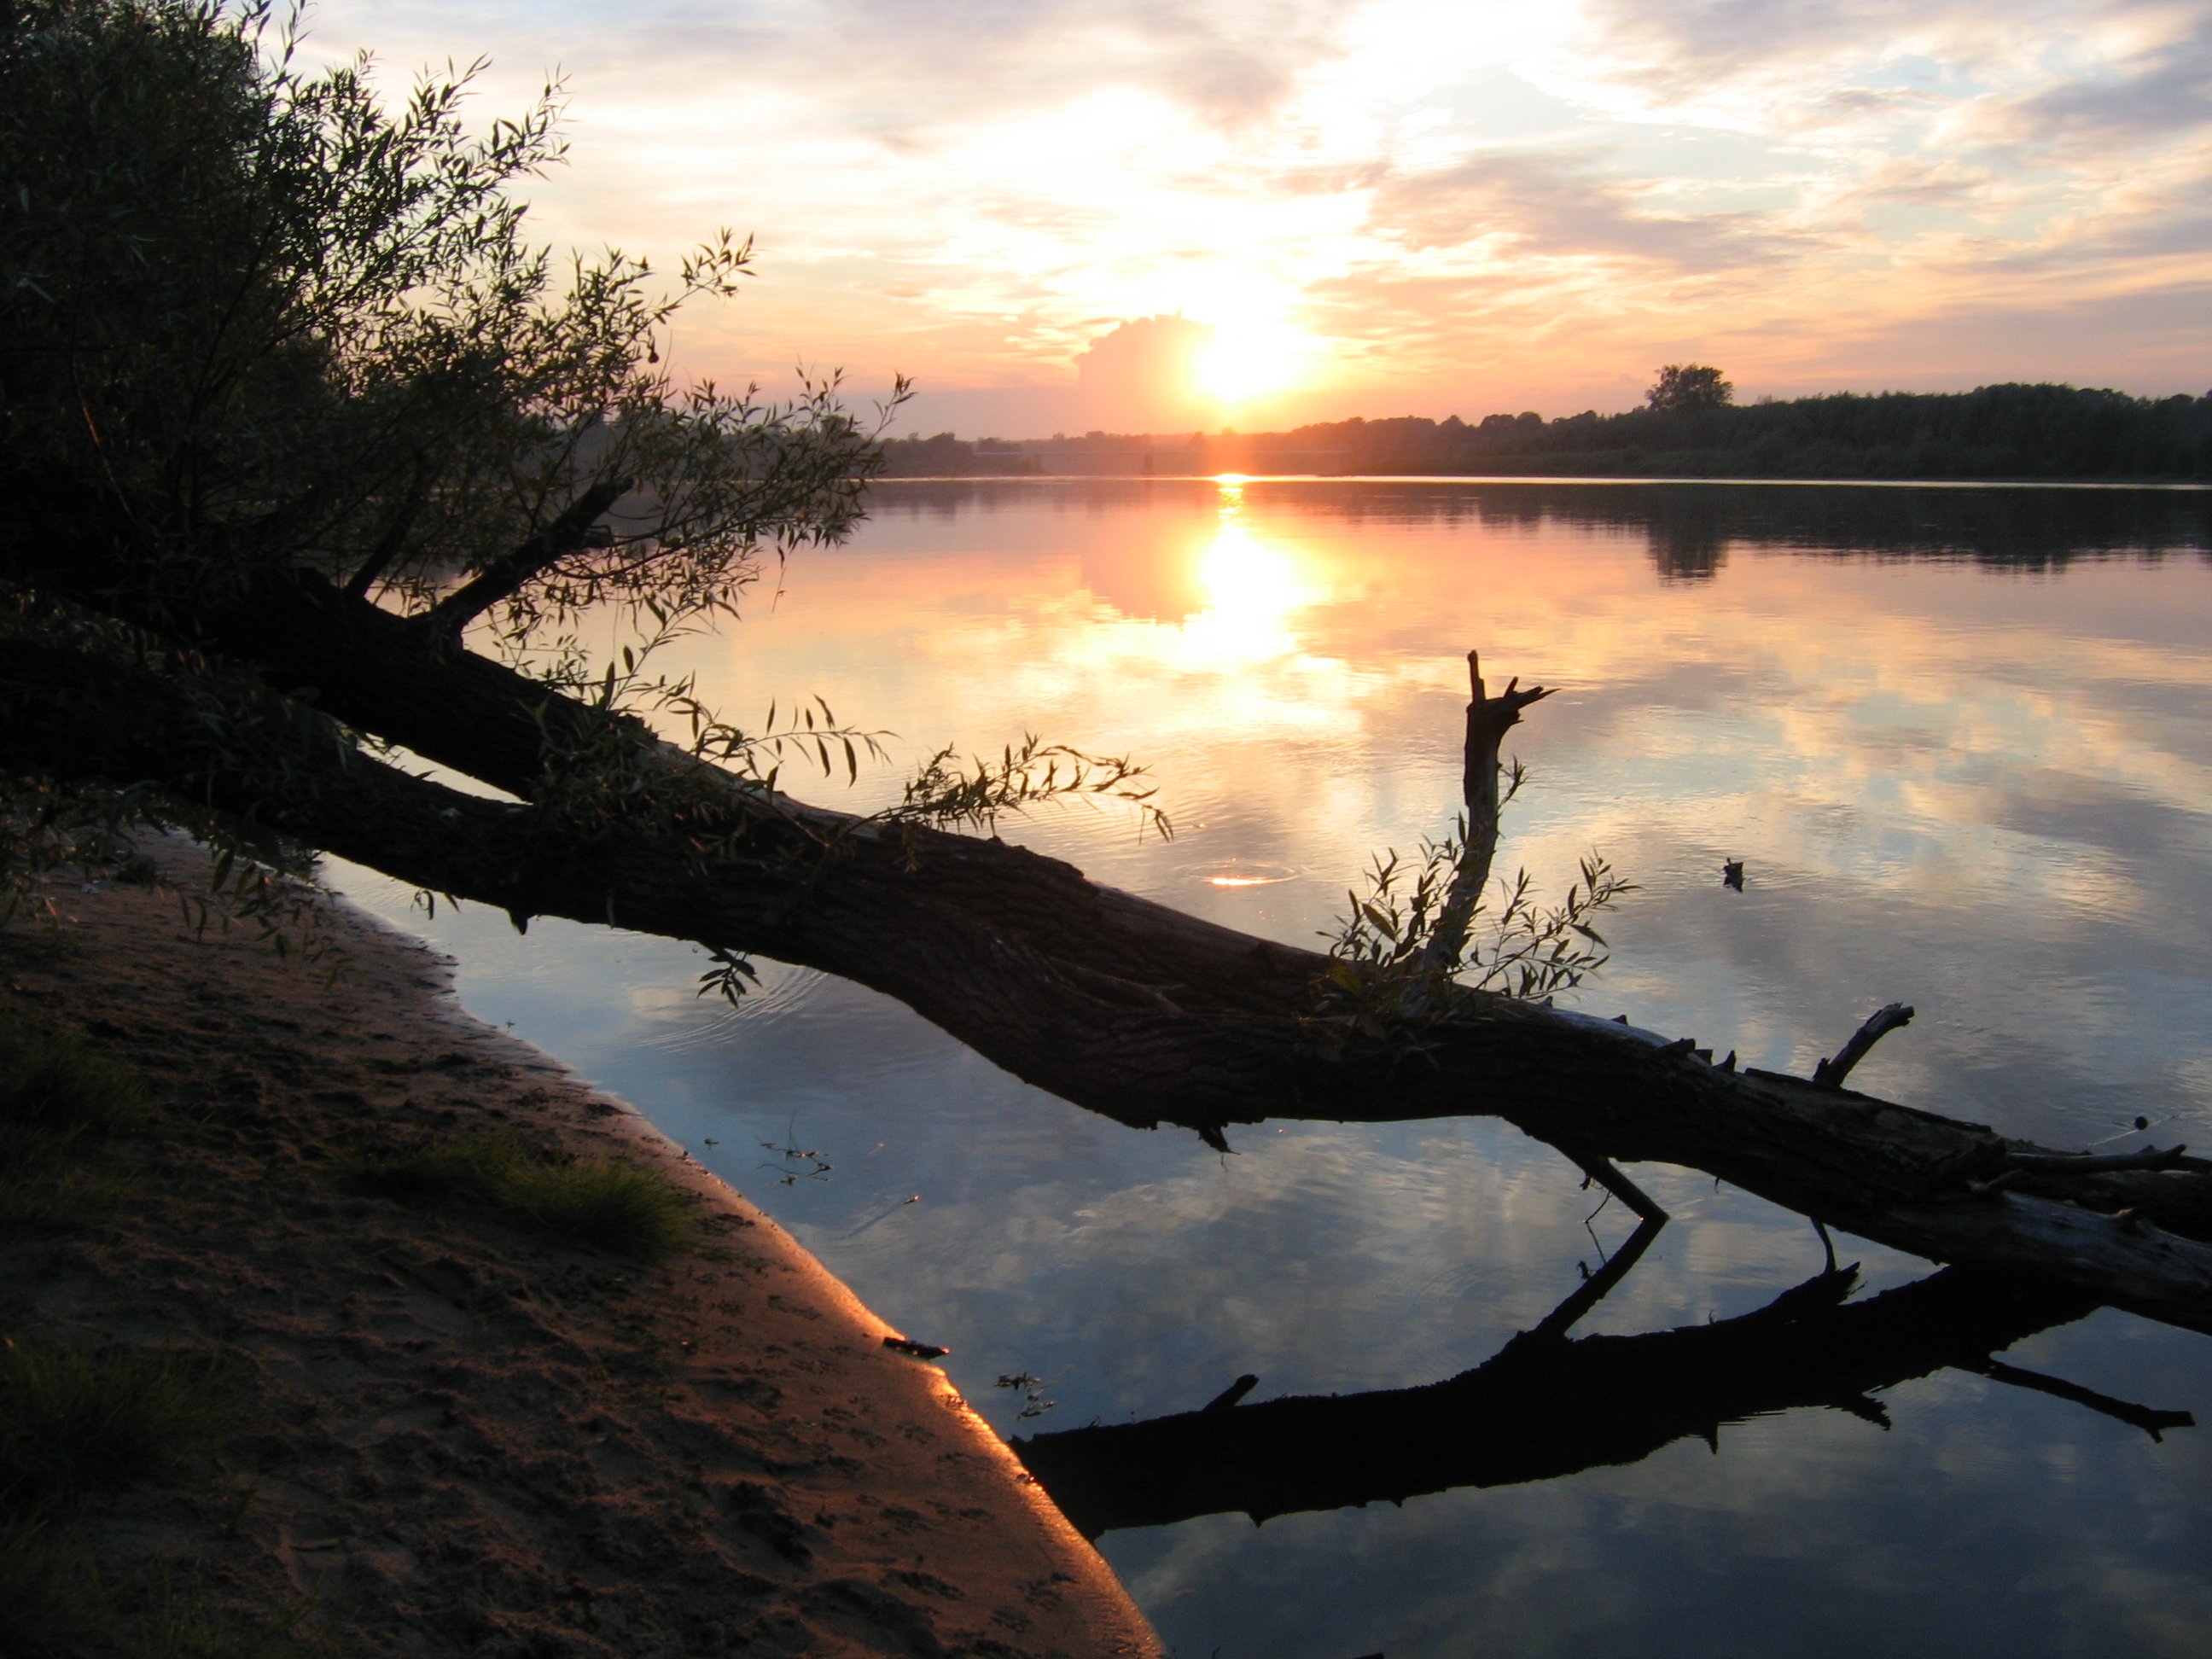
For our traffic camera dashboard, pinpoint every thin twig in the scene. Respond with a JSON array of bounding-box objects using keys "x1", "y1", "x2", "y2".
[{"x1": 1571, "y1": 1151, "x2": 1669, "y2": 1224}]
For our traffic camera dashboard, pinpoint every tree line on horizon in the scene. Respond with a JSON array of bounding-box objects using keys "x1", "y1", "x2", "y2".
[{"x1": 880, "y1": 376, "x2": 2212, "y2": 482}]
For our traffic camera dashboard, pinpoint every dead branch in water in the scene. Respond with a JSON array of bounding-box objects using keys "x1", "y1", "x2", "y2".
[{"x1": 7, "y1": 604, "x2": 2212, "y2": 1333}]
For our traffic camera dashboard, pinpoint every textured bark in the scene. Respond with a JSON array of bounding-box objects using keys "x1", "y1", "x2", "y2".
[{"x1": 7, "y1": 538, "x2": 2212, "y2": 1335}]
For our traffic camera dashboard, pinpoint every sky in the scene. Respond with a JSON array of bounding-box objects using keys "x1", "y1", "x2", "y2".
[{"x1": 304, "y1": 0, "x2": 2212, "y2": 436}]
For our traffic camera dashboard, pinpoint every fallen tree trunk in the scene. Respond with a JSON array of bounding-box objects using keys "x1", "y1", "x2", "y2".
[{"x1": 6, "y1": 555, "x2": 2212, "y2": 1334}]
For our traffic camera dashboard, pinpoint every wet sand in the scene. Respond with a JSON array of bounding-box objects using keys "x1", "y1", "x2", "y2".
[{"x1": 0, "y1": 843, "x2": 1158, "y2": 1656}]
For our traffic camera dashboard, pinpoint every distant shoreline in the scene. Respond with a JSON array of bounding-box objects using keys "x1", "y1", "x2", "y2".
[
  {"x1": 870, "y1": 471, "x2": 2212, "y2": 490},
  {"x1": 880, "y1": 381, "x2": 2212, "y2": 486}
]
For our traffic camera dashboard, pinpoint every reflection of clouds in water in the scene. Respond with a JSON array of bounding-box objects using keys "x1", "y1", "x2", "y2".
[
  {"x1": 337, "y1": 484, "x2": 2212, "y2": 1659},
  {"x1": 1106, "y1": 1511, "x2": 1254, "y2": 1625},
  {"x1": 626, "y1": 484, "x2": 2212, "y2": 1158},
  {"x1": 1553, "y1": 613, "x2": 2212, "y2": 940},
  {"x1": 1111, "y1": 1366, "x2": 2212, "y2": 1659},
  {"x1": 2176, "y1": 1057, "x2": 2212, "y2": 1102},
  {"x1": 827, "y1": 1113, "x2": 1904, "y2": 1436},
  {"x1": 917, "y1": 597, "x2": 1365, "y2": 742},
  {"x1": 838, "y1": 1118, "x2": 1611, "y2": 1401}
]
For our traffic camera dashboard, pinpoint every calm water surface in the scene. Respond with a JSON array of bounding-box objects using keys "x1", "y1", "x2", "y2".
[{"x1": 340, "y1": 479, "x2": 2212, "y2": 1658}]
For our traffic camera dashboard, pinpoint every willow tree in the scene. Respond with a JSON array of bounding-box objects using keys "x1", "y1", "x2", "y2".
[{"x1": 6, "y1": 1, "x2": 2211, "y2": 1335}]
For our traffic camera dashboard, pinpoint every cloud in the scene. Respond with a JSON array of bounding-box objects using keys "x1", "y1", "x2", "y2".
[
  {"x1": 1074, "y1": 315, "x2": 1217, "y2": 430},
  {"x1": 598, "y1": 0, "x2": 1367, "y2": 139},
  {"x1": 1815, "y1": 85, "x2": 1947, "y2": 117},
  {"x1": 1824, "y1": 279, "x2": 2212, "y2": 387},
  {"x1": 1565, "y1": 0, "x2": 1947, "y2": 102},
  {"x1": 1836, "y1": 157, "x2": 1991, "y2": 208},
  {"x1": 1367, "y1": 149, "x2": 1807, "y2": 272},
  {"x1": 1949, "y1": 25, "x2": 2212, "y2": 156},
  {"x1": 301, "y1": 0, "x2": 2212, "y2": 426}
]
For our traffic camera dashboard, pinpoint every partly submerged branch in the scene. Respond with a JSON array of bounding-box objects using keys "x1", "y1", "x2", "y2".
[{"x1": 5, "y1": 575, "x2": 2212, "y2": 1332}]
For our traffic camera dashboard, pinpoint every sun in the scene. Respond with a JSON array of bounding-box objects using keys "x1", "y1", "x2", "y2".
[{"x1": 1193, "y1": 317, "x2": 1309, "y2": 408}]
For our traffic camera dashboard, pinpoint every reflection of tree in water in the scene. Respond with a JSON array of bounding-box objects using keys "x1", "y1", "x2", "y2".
[
  {"x1": 1447, "y1": 481, "x2": 2212, "y2": 576},
  {"x1": 1016, "y1": 1231, "x2": 2192, "y2": 1540},
  {"x1": 868, "y1": 480, "x2": 2212, "y2": 581},
  {"x1": 1650, "y1": 511, "x2": 1727, "y2": 582}
]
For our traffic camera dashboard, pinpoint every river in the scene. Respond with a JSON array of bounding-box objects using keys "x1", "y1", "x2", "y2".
[{"x1": 338, "y1": 477, "x2": 2212, "y2": 1657}]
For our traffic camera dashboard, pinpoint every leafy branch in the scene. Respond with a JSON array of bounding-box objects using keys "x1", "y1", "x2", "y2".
[
  {"x1": 1315, "y1": 812, "x2": 1633, "y2": 1059},
  {"x1": 886, "y1": 734, "x2": 1173, "y2": 841}
]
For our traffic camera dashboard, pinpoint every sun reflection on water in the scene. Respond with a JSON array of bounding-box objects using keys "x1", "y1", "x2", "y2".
[{"x1": 1184, "y1": 478, "x2": 1315, "y2": 666}]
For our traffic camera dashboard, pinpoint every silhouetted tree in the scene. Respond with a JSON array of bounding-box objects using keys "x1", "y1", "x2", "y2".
[{"x1": 1648, "y1": 364, "x2": 1734, "y2": 414}]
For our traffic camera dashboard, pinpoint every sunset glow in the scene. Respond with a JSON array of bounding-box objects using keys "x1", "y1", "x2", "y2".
[
  {"x1": 1195, "y1": 319, "x2": 1313, "y2": 409},
  {"x1": 303, "y1": 0, "x2": 2211, "y2": 434},
  {"x1": 1180, "y1": 481, "x2": 1324, "y2": 666}
]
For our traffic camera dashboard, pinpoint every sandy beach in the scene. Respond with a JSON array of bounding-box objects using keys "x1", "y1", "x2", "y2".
[{"x1": 0, "y1": 841, "x2": 1158, "y2": 1657}]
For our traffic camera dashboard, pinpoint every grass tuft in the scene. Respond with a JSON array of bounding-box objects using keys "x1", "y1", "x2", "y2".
[
  {"x1": 0, "y1": 1166, "x2": 140, "y2": 1237},
  {"x1": 119, "y1": 1569, "x2": 328, "y2": 1659},
  {"x1": 0, "y1": 1013, "x2": 153, "y2": 1234},
  {"x1": 346, "y1": 1129, "x2": 692, "y2": 1262},
  {"x1": 0, "y1": 1343, "x2": 318, "y2": 1659},
  {"x1": 0, "y1": 1339, "x2": 236, "y2": 1499},
  {"x1": 0, "y1": 923, "x2": 86, "y2": 963},
  {"x1": 508, "y1": 1156, "x2": 694, "y2": 1260},
  {"x1": 342, "y1": 1131, "x2": 523, "y2": 1207},
  {"x1": 0, "y1": 1518, "x2": 326, "y2": 1659},
  {"x1": 0, "y1": 1012, "x2": 152, "y2": 1150},
  {"x1": 0, "y1": 1513, "x2": 108, "y2": 1657}
]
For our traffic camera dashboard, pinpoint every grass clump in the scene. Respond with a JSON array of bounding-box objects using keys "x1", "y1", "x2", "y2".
[
  {"x1": 0, "y1": 1342, "x2": 305, "y2": 1659},
  {"x1": 119, "y1": 1569, "x2": 327, "y2": 1659},
  {"x1": 0, "y1": 1338, "x2": 235, "y2": 1499},
  {"x1": 0, "y1": 1011, "x2": 152, "y2": 1233},
  {"x1": 0, "y1": 1517, "x2": 324, "y2": 1659},
  {"x1": 511, "y1": 1157, "x2": 696, "y2": 1260},
  {"x1": 0, "y1": 1163, "x2": 139, "y2": 1236},
  {"x1": 0, "y1": 1012, "x2": 151, "y2": 1150},
  {"x1": 346, "y1": 1129, "x2": 692, "y2": 1262},
  {"x1": 0, "y1": 1512, "x2": 109, "y2": 1656}
]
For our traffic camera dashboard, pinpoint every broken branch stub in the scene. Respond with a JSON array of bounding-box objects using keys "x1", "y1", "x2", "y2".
[
  {"x1": 1417, "y1": 649, "x2": 1556, "y2": 975},
  {"x1": 1813, "y1": 1003, "x2": 1916, "y2": 1089}
]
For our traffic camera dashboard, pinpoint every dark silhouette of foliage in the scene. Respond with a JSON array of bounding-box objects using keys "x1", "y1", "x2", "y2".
[
  {"x1": 877, "y1": 383, "x2": 2212, "y2": 481},
  {"x1": 1647, "y1": 364, "x2": 1733, "y2": 414},
  {"x1": 0, "y1": 0, "x2": 1161, "y2": 928}
]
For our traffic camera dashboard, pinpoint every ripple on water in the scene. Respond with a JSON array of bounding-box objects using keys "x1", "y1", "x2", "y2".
[
  {"x1": 636, "y1": 961, "x2": 830, "y2": 1054},
  {"x1": 1177, "y1": 857, "x2": 1300, "y2": 889}
]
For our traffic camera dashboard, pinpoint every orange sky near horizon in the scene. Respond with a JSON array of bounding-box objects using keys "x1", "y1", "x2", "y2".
[{"x1": 306, "y1": 0, "x2": 2212, "y2": 437}]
